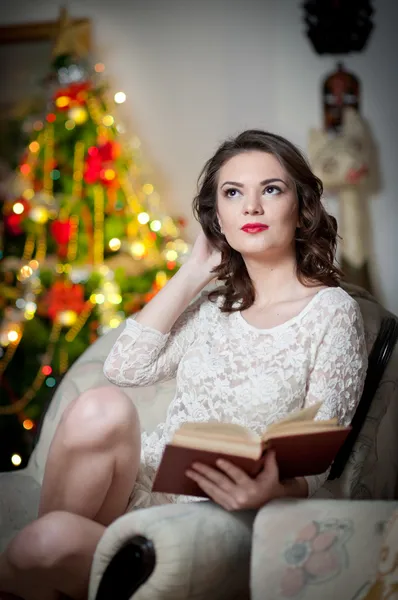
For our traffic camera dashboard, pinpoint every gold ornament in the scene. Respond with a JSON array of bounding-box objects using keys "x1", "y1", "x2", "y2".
[{"x1": 52, "y1": 7, "x2": 91, "y2": 59}]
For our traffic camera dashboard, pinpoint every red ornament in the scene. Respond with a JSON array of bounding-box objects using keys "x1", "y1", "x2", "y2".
[
  {"x1": 4, "y1": 198, "x2": 31, "y2": 236},
  {"x1": 53, "y1": 82, "x2": 92, "y2": 110},
  {"x1": 84, "y1": 141, "x2": 120, "y2": 187},
  {"x1": 51, "y1": 219, "x2": 72, "y2": 245},
  {"x1": 44, "y1": 281, "x2": 86, "y2": 322},
  {"x1": 4, "y1": 213, "x2": 24, "y2": 235}
]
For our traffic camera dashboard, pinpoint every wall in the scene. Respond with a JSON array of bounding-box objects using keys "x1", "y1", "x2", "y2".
[{"x1": 1, "y1": 0, "x2": 397, "y2": 313}]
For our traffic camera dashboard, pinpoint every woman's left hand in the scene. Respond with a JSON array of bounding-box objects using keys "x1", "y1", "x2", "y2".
[{"x1": 185, "y1": 451, "x2": 284, "y2": 511}]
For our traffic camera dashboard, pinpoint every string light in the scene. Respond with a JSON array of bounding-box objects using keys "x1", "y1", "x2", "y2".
[
  {"x1": 67, "y1": 215, "x2": 79, "y2": 262},
  {"x1": 69, "y1": 107, "x2": 88, "y2": 125},
  {"x1": 72, "y1": 141, "x2": 85, "y2": 199},
  {"x1": 109, "y1": 317, "x2": 122, "y2": 328},
  {"x1": 108, "y1": 293, "x2": 122, "y2": 304},
  {"x1": 35, "y1": 227, "x2": 47, "y2": 262},
  {"x1": 142, "y1": 183, "x2": 154, "y2": 195},
  {"x1": 29, "y1": 260, "x2": 39, "y2": 270},
  {"x1": 20, "y1": 164, "x2": 31, "y2": 176},
  {"x1": 103, "y1": 168, "x2": 115, "y2": 181},
  {"x1": 30, "y1": 206, "x2": 49, "y2": 224},
  {"x1": 23, "y1": 419, "x2": 34, "y2": 430},
  {"x1": 114, "y1": 92, "x2": 126, "y2": 104},
  {"x1": 22, "y1": 234, "x2": 35, "y2": 261},
  {"x1": 156, "y1": 271, "x2": 168, "y2": 287},
  {"x1": 131, "y1": 242, "x2": 146, "y2": 258},
  {"x1": 165, "y1": 249, "x2": 178, "y2": 261},
  {"x1": 55, "y1": 96, "x2": 70, "y2": 109},
  {"x1": 11, "y1": 454, "x2": 22, "y2": 467},
  {"x1": 93, "y1": 186, "x2": 104, "y2": 265},
  {"x1": 0, "y1": 321, "x2": 62, "y2": 415},
  {"x1": 8, "y1": 330, "x2": 19, "y2": 343},
  {"x1": 150, "y1": 220, "x2": 162, "y2": 232},
  {"x1": 59, "y1": 347, "x2": 69, "y2": 375},
  {"x1": 102, "y1": 115, "x2": 114, "y2": 127},
  {"x1": 29, "y1": 141, "x2": 40, "y2": 153},
  {"x1": 57, "y1": 310, "x2": 77, "y2": 326},
  {"x1": 109, "y1": 238, "x2": 121, "y2": 251},
  {"x1": 94, "y1": 62, "x2": 105, "y2": 73},
  {"x1": 43, "y1": 123, "x2": 54, "y2": 195},
  {"x1": 64, "y1": 301, "x2": 94, "y2": 343},
  {"x1": 13, "y1": 202, "x2": 25, "y2": 215},
  {"x1": 137, "y1": 212, "x2": 150, "y2": 224},
  {"x1": 22, "y1": 189, "x2": 35, "y2": 200},
  {"x1": 45, "y1": 377, "x2": 56, "y2": 388}
]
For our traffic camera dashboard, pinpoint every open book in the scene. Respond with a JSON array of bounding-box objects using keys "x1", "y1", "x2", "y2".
[{"x1": 152, "y1": 402, "x2": 350, "y2": 497}]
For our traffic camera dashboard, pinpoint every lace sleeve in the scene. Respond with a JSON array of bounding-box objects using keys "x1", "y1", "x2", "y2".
[
  {"x1": 303, "y1": 298, "x2": 368, "y2": 497},
  {"x1": 103, "y1": 294, "x2": 206, "y2": 387}
]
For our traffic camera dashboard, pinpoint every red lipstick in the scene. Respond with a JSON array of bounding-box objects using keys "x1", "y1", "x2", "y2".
[{"x1": 241, "y1": 223, "x2": 269, "y2": 234}]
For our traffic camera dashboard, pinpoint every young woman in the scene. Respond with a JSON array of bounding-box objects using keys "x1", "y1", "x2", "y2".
[{"x1": 0, "y1": 130, "x2": 368, "y2": 600}]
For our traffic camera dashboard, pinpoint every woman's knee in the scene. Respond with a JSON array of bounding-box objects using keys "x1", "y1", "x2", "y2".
[
  {"x1": 59, "y1": 386, "x2": 139, "y2": 449},
  {"x1": 7, "y1": 511, "x2": 82, "y2": 571}
]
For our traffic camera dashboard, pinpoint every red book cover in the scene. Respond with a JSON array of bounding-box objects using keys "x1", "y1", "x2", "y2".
[{"x1": 152, "y1": 428, "x2": 350, "y2": 498}]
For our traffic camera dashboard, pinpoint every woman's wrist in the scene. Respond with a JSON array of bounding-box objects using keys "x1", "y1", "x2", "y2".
[{"x1": 279, "y1": 477, "x2": 309, "y2": 499}]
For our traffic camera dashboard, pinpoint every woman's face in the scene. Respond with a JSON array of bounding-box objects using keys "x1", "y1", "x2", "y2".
[{"x1": 216, "y1": 151, "x2": 299, "y2": 260}]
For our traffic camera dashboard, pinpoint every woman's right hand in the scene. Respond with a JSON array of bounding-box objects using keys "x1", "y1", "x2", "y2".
[
  {"x1": 135, "y1": 230, "x2": 222, "y2": 333},
  {"x1": 186, "y1": 230, "x2": 222, "y2": 281}
]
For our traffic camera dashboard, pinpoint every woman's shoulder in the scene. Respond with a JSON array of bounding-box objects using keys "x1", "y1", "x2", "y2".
[
  {"x1": 315, "y1": 286, "x2": 360, "y2": 310},
  {"x1": 188, "y1": 288, "x2": 222, "y2": 317},
  {"x1": 305, "y1": 286, "x2": 363, "y2": 328}
]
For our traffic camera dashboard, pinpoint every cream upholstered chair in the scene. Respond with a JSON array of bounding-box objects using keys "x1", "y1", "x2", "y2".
[{"x1": 0, "y1": 283, "x2": 397, "y2": 600}]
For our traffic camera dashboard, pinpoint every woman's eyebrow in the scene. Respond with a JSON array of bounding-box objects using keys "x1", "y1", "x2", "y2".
[{"x1": 220, "y1": 178, "x2": 287, "y2": 188}]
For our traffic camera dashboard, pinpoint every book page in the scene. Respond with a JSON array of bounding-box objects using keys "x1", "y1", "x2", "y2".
[
  {"x1": 174, "y1": 421, "x2": 261, "y2": 444},
  {"x1": 171, "y1": 432, "x2": 262, "y2": 459},
  {"x1": 262, "y1": 402, "x2": 334, "y2": 440},
  {"x1": 263, "y1": 422, "x2": 347, "y2": 442}
]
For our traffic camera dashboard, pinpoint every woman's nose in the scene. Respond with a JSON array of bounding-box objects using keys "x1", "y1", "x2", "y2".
[{"x1": 242, "y1": 194, "x2": 264, "y2": 215}]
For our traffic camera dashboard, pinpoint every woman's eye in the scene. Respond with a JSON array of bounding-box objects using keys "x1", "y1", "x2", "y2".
[
  {"x1": 264, "y1": 185, "x2": 281, "y2": 196},
  {"x1": 225, "y1": 188, "x2": 240, "y2": 198}
]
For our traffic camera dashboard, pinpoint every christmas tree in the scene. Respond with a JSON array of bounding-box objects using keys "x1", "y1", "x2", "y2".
[{"x1": 0, "y1": 11, "x2": 189, "y2": 470}]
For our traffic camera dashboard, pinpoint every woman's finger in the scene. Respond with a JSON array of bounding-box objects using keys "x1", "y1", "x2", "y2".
[
  {"x1": 256, "y1": 451, "x2": 278, "y2": 478},
  {"x1": 190, "y1": 462, "x2": 235, "y2": 492},
  {"x1": 186, "y1": 469, "x2": 238, "y2": 510},
  {"x1": 215, "y1": 459, "x2": 252, "y2": 485}
]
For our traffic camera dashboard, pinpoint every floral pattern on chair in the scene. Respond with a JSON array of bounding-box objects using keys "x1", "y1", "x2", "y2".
[
  {"x1": 358, "y1": 509, "x2": 398, "y2": 600},
  {"x1": 280, "y1": 519, "x2": 353, "y2": 597}
]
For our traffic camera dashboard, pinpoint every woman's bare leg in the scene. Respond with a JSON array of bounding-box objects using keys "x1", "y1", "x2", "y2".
[
  {"x1": 0, "y1": 511, "x2": 105, "y2": 600},
  {"x1": 0, "y1": 386, "x2": 141, "y2": 599},
  {"x1": 39, "y1": 386, "x2": 141, "y2": 526}
]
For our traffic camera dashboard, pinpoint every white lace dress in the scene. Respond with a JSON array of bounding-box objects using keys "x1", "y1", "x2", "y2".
[{"x1": 103, "y1": 287, "x2": 368, "y2": 510}]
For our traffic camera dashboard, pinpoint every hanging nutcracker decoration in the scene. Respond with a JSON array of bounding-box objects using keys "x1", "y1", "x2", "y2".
[
  {"x1": 303, "y1": 0, "x2": 376, "y2": 293},
  {"x1": 323, "y1": 62, "x2": 360, "y2": 134}
]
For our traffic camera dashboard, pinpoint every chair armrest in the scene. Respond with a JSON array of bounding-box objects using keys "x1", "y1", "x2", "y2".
[
  {"x1": 0, "y1": 469, "x2": 41, "y2": 552},
  {"x1": 90, "y1": 501, "x2": 256, "y2": 600},
  {"x1": 251, "y1": 498, "x2": 398, "y2": 600}
]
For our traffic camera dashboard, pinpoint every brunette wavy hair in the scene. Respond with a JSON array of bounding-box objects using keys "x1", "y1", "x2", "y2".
[{"x1": 192, "y1": 129, "x2": 342, "y2": 312}]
